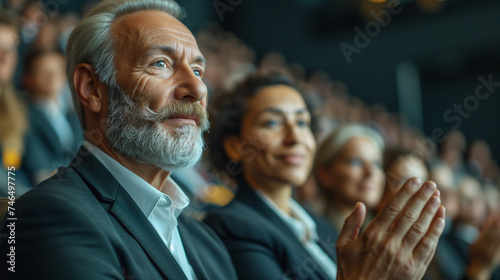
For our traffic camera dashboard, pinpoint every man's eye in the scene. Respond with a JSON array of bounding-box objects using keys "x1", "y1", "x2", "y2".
[
  {"x1": 193, "y1": 70, "x2": 201, "y2": 77},
  {"x1": 152, "y1": 61, "x2": 167, "y2": 68}
]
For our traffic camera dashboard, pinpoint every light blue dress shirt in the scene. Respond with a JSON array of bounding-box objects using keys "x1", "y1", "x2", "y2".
[{"x1": 83, "y1": 141, "x2": 197, "y2": 280}]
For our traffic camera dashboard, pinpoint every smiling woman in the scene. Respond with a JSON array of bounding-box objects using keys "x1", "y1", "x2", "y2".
[{"x1": 204, "y1": 72, "x2": 339, "y2": 280}]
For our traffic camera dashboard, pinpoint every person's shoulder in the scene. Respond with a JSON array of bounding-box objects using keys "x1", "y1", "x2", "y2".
[
  {"x1": 203, "y1": 199, "x2": 274, "y2": 240},
  {"x1": 15, "y1": 165, "x2": 94, "y2": 212},
  {"x1": 204, "y1": 199, "x2": 259, "y2": 225}
]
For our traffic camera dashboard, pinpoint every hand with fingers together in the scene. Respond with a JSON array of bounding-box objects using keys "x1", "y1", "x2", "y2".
[
  {"x1": 465, "y1": 215, "x2": 500, "y2": 280},
  {"x1": 335, "y1": 177, "x2": 446, "y2": 280}
]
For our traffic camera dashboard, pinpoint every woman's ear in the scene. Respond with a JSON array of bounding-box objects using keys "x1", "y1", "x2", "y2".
[
  {"x1": 223, "y1": 135, "x2": 243, "y2": 162},
  {"x1": 73, "y1": 63, "x2": 105, "y2": 114}
]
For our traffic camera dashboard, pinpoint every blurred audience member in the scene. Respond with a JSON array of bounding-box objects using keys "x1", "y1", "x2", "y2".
[
  {"x1": 452, "y1": 175, "x2": 500, "y2": 280},
  {"x1": 0, "y1": 10, "x2": 32, "y2": 196},
  {"x1": 454, "y1": 176, "x2": 487, "y2": 247},
  {"x1": 22, "y1": 48, "x2": 82, "y2": 184},
  {"x1": 0, "y1": 11, "x2": 19, "y2": 85},
  {"x1": 258, "y1": 51, "x2": 288, "y2": 74},
  {"x1": 439, "y1": 130, "x2": 467, "y2": 177},
  {"x1": 427, "y1": 162, "x2": 464, "y2": 280},
  {"x1": 468, "y1": 139, "x2": 493, "y2": 179},
  {"x1": 315, "y1": 124, "x2": 385, "y2": 233},
  {"x1": 31, "y1": 20, "x2": 61, "y2": 50},
  {"x1": 484, "y1": 181, "x2": 500, "y2": 215},
  {"x1": 377, "y1": 147, "x2": 429, "y2": 213},
  {"x1": 3, "y1": 0, "x2": 28, "y2": 12},
  {"x1": 430, "y1": 162, "x2": 459, "y2": 221}
]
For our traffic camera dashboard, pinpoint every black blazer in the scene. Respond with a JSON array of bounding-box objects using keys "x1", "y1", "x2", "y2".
[
  {"x1": 204, "y1": 183, "x2": 338, "y2": 280},
  {"x1": 0, "y1": 147, "x2": 237, "y2": 280}
]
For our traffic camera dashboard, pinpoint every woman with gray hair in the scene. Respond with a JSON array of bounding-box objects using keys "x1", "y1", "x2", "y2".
[{"x1": 314, "y1": 124, "x2": 386, "y2": 233}]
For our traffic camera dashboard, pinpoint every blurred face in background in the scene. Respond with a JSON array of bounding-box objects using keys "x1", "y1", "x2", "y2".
[
  {"x1": 0, "y1": 25, "x2": 19, "y2": 84},
  {"x1": 430, "y1": 165, "x2": 459, "y2": 220},
  {"x1": 236, "y1": 85, "x2": 316, "y2": 188},
  {"x1": 457, "y1": 177, "x2": 487, "y2": 228},
  {"x1": 385, "y1": 155, "x2": 428, "y2": 196},
  {"x1": 377, "y1": 154, "x2": 428, "y2": 212},
  {"x1": 319, "y1": 136, "x2": 385, "y2": 210},
  {"x1": 26, "y1": 53, "x2": 66, "y2": 100}
]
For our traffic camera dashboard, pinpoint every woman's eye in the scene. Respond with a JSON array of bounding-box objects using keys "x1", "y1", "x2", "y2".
[
  {"x1": 152, "y1": 61, "x2": 167, "y2": 68},
  {"x1": 297, "y1": 119, "x2": 310, "y2": 127},
  {"x1": 263, "y1": 119, "x2": 281, "y2": 128},
  {"x1": 193, "y1": 69, "x2": 202, "y2": 77},
  {"x1": 348, "y1": 158, "x2": 363, "y2": 166}
]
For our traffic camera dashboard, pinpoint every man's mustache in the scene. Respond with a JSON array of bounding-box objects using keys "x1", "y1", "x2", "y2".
[{"x1": 142, "y1": 99, "x2": 210, "y2": 131}]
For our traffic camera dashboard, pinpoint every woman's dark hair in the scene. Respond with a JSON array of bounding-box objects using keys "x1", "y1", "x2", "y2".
[{"x1": 207, "y1": 71, "x2": 316, "y2": 179}]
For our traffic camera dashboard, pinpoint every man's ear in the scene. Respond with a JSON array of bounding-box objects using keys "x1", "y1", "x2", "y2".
[
  {"x1": 223, "y1": 135, "x2": 243, "y2": 162},
  {"x1": 73, "y1": 63, "x2": 105, "y2": 114}
]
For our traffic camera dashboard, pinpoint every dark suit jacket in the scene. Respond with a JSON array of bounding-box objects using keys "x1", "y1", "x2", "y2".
[
  {"x1": 204, "y1": 183, "x2": 338, "y2": 280},
  {"x1": 0, "y1": 147, "x2": 237, "y2": 280},
  {"x1": 22, "y1": 104, "x2": 83, "y2": 184}
]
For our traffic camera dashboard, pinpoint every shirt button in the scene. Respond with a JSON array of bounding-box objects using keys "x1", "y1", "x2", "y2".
[{"x1": 158, "y1": 198, "x2": 167, "y2": 206}]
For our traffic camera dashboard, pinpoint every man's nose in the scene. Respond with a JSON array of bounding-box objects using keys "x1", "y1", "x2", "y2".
[{"x1": 173, "y1": 66, "x2": 207, "y2": 103}]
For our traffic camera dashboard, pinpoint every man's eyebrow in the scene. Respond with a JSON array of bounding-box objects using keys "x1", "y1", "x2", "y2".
[
  {"x1": 148, "y1": 45, "x2": 175, "y2": 55},
  {"x1": 194, "y1": 55, "x2": 206, "y2": 67},
  {"x1": 146, "y1": 45, "x2": 206, "y2": 66}
]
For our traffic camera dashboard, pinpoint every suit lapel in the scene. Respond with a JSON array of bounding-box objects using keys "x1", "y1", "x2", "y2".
[
  {"x1": 111, "y1": 188, "x2": 188, "y2": 280},
  {"x1": 71, "y1": 147, "x2": 188, "y2": 280},
  {"x1": 177, "y1": 218, "x2": 209, "y2": 280},
  {"x1": 236, "y1": 185, "x2": 302, "y2": 244},
  {"x1": 236, "y1": 185, "x2": 316, "y2": 258},
  {"x1": 236, "y1": 184, "x2": 334, "y2": 280}
]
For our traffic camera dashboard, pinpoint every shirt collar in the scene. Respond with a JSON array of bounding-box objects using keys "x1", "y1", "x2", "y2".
[
  {"x1": 83, "y1": 141, "x2": 190, "y2": 218},
  {"x1": 254, "y1": 189, "x2": 319, "y2": 242}
]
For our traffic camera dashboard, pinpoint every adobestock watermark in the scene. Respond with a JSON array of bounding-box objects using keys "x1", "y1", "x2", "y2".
[
  {"x1": 441, "y1": 74, "x2": 499, "y2": 131},
  {"x1": 339, "y1": 0, "x2": 404, "y2": 64},
  {"x1": 21, "y1": 0, "x2": 70, "y2": 43},
  {"x1": 212, "y1": 0, "x2": 243, "y2": 22},
  {"x1": 387, "y1": 73, "x2": 499, "y2": 189}
]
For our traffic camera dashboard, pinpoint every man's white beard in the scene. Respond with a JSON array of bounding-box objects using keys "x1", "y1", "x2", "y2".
[{"x1": 106, "y1": 85, "x2": 208, "y2": 172}]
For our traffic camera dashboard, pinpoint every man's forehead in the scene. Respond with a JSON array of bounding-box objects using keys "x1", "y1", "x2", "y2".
[
  {"x1": 112, "y1": 10, "x2": 192, "y2": 39},
  {"x1": 111, "y1": 10, "x2": 199, "y2": 52}
]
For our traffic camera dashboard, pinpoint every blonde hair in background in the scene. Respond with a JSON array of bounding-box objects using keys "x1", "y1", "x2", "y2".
[
  {"x1": 0, "y1": 83, "x2": 27, "y2": 167},
  {"x1": 315, "y1": 123, "x2": 385, "y2": 168}
]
